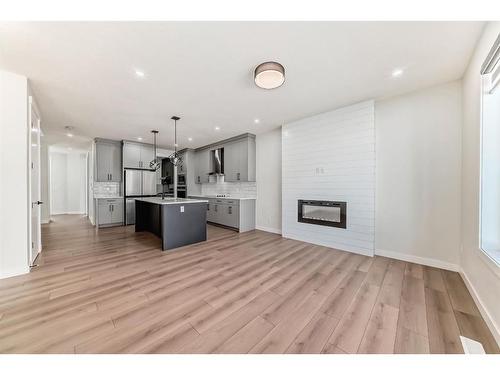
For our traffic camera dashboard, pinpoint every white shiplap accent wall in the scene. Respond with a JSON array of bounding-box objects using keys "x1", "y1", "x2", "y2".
[{"x1": 282, "y1": 100, "x2": 375, "y2": 256}]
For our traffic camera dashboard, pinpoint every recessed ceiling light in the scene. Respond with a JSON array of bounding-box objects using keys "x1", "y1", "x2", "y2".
[
  {"x1": 135, "y1": 70, "x2": 145, "y2": 78},
  {"x1": 254, "y1": 119, "x2": 260, "y2": 124},
  {"x1": 137, "y1": 137, "x2": 143, "y2": 141},
  {"x1": 254, "y1": 61, "x2": 285, "y2": 89},
  {"x1": 215, "y1": 127, "x2": 220, "y2": 131},
  {"x1": 392, "y1": 69, "x2": 404, "y2": 78},
  {"x1": 188, "y1": 137, "x2": 193, "y2": 142},
  {"x1": 67, "y1": 133, "x2": 73, "y2": 137}
]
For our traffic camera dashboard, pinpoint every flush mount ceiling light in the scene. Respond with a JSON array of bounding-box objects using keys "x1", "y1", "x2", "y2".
[
  {"x1": 135, "y1": 70, "x2": 145, "y2": 78},
  {"x1": 254, "y1": 61, "x2": 285, "y2": 89}
]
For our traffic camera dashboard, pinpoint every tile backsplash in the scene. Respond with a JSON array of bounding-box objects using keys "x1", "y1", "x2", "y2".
[
  {"x1": 93, "y1": 182, "x2": 121, "y2": 196},
  {"x1": 201, "y1": 180, "x2": 256, "y2": 197}
]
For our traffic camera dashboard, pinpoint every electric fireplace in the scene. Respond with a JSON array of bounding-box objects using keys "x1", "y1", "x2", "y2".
[{"x1": 298, "y1": 200, "x2": 347, "y2": 229}]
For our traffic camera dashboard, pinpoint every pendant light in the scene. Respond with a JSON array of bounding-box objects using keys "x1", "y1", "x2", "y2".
[
  {"x1": 168, "y1": 116, "x2": 183, "y2": 167},
  {"x1": 149, "y1": 130, "x2": 160, "y2": 171},
  {"x1": 254, "y1": 61, "x2": 285, "y2": 89}
]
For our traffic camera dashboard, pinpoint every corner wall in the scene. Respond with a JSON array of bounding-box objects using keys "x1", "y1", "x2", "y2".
[
  {"x1": 0, "y1": 70, "x2": 29, "y2": 278},
  {"x1": 461, "y1": 21, "x2": 500, "y2": 344}
]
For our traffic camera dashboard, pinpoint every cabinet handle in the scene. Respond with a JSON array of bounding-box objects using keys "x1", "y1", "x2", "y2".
[
  {"x1": 228, "y1": 206, "x2": 232, "y2": 214},
  {"x1": 111, "y1": 205, "x2": 114, "y2": 212},
  {"x1": 237, "y1": 172, "x2": 240, "y2": 181},
  {"x1": 197, "y1": 176, "x2": 200, "y2": 183},
  {"x1": 110, "y1": 173, "x2": 112, "y2": 180},
  {"x1": 207, "y1": 204, "x2": 210, "y2": 211}
]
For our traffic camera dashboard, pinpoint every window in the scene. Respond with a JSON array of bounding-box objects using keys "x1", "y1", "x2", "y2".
[{"x1": 480, "y1": 34, "x2": 500, "y2": 265}]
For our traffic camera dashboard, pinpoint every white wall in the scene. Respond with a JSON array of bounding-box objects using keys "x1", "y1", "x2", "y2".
[
  {"x1": 256, "y1": 128, "x2": 282, "y2": 234},
  {"x1": 282, "y1": 101, "x2": 376, "y2": 256},
  {"x1": 375, "y1": 81, "x2": 463, "y2": 270},
  {"x1": 0, "y1": 70, "x2": 29, "y2": 278},
  {"x1": 50, "y1": 150, "x2": 87, "y2": 215},
  {"x1": 461, "y1": 21, "x2": 500, "y2": 344}
]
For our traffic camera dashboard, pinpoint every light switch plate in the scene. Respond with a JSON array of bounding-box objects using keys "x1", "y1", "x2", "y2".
[{"x1": 180, "y1": 206, "x2": 184, "y2": 213}]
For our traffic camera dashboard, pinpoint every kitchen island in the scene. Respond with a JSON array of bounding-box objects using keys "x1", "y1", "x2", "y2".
[{"x1": 135, "y1": 197, "x2": 209, "y2": 250}]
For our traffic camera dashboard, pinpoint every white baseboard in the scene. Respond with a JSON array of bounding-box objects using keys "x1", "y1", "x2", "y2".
[
  {"x1": 0, "y1": 266, "x2": 30, "y2": 280},
  {"x1": 256, "y1": 225, "x2": 282, "y2": 235},
  {"x1": 375, "y1": 249, "x2": 460, "y2": 271},
  {"x1": 460, "y1": 268, "x2": 500, "y2": 347}
]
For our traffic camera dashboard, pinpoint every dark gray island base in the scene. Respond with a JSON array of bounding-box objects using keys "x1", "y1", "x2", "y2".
[{"x1": 135, "y1": 197, "x2": 209, "y2": 250}]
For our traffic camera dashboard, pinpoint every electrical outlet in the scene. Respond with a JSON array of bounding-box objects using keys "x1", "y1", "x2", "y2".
[{"x1": 180, "y1": 206, "x2": 184, "y2": 213}]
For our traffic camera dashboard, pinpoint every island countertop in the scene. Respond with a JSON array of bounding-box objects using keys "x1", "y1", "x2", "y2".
[{"x1": 134, "y1": 197, "x2": 209, "y2": 205}]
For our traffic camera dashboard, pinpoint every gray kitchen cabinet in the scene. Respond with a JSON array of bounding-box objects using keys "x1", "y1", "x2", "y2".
[
  {"x1": 221, "y1": 137, "x2": 256, "y2": 182},
  {"x1": 123, "y1": 141, "x2": 155, "y2": 169},
  {"x1": 123, "y1": 142, "x2": 141, "y2": 168},
  {"x1": 194, "y1": 197, "x2": 254, "y2": 232},
  {"x1": 95, "y1": 139, "x2": 122, "y2": 182},
  {"x1": 97, "y1": 198, "x2": 124, "y2": 227},
  {"x1": 194, "y1": 149, "x2": 210, "y2": 184}
]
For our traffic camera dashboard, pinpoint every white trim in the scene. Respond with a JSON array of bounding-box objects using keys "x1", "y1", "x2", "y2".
[
  {"x1": 0, "y1": 266, "x2": 30, "y2": 280},
  {"x1": 256, "y1": 225, "x2": 282, "y2": 235},
  {"x1": 477, "y1": 248, "x2": 500, "y2": 279},
  {"x1": 375, "y1": 248, "x2": 460, "y2": 271},
  {"x1": 460, "y1": 268, "x2": 500, "y2": 347},
  {"x1": 51, "y1": 211, "x2": 86, "y2": 215}
]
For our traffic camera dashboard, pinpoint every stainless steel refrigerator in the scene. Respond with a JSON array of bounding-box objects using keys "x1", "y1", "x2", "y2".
[{"x1": 124, "y1": 169, "x2": 157, "y2": 225}]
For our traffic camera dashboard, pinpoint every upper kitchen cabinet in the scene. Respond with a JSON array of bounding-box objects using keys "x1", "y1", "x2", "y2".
[
  {"x1": 95, "y1": 138, "x2": 122, "y2": 182},
  {"x1": 194, "y1": 149, "x2": 211, "y2": 184},
  {"x1": 123, "y1": 141, "x2": 155, "y2": 169},
  {"x1": 223, "y1": 135, "x2": 256, "y2": 182}
]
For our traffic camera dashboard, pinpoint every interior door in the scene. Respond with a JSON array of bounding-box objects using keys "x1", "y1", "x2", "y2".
[{"x1": 30, "y1": 99, "x2": 41, "y2": 266}]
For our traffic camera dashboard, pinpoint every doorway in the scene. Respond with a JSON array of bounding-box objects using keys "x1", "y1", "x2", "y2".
[{"x1": 29, "y1": 97, "x2": 42, "y2": 266}]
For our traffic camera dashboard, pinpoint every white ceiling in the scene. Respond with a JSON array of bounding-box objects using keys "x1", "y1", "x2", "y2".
[{"x1": 0, "y1": 22, "x2": 484, "y2": 149}]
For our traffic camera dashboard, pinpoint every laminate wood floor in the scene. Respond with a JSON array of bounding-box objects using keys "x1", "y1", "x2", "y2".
[{"x1": 0, "y1": 215, "x2": 498, "y2": 354}]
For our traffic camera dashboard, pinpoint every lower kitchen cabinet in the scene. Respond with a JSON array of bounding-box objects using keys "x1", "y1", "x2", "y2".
[
  {"x1": 203, "y1": 198, "x2": 255, "y2": 232},
  {"x1": 96, "y1": 198, "x2": 124, "y2": 227}
]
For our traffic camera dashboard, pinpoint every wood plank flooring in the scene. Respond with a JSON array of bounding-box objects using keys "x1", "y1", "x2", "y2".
[{"x1": 0, "y1": 214, "x2": 498, "y2": 354}]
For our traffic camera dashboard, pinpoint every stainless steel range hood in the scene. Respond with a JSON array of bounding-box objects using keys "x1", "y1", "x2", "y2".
[{"x1": 209, "y1": 148, "x2": 224, "y2": 175}]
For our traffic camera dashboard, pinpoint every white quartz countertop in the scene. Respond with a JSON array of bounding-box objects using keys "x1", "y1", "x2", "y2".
[
  {"x1": 189, "y1": 195, "x2": 256, "y2": 200},
  {"x1": 135, "y1": 197, "x2": 209, "y2": 205}
]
